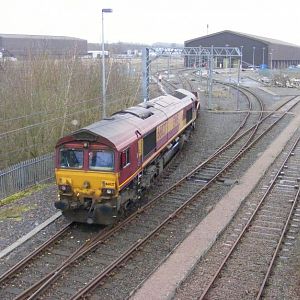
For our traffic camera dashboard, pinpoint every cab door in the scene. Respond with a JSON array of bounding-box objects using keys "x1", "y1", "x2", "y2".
[{"x1": 119, "y1": 141, "x2": 140, "y2": 188}]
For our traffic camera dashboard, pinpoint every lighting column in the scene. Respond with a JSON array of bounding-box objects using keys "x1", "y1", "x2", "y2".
[{"x1": 101, "y1": 8, "x2": 113, "y2": 119}]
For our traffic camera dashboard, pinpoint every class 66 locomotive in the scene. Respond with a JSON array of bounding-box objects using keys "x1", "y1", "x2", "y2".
[{"x1": 54, "y1": 89, "x2": 200, "y2": 225}]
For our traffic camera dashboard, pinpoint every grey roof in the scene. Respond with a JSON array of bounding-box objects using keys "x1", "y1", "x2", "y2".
[
  {"x1": 0, "y1": 33, "x2": 86, "y2": 41},
  {"x1": 186, "y1": 30, "x2": 300, "y2": 48},
  {"x1": 69, "y1": 89, "x2": 195, "y2": 151}
]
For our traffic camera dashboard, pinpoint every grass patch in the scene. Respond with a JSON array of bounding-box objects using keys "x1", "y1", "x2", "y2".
[
  {"x1": 0, "y1": 204, "x2": 37, "y2": 221},
  {"x1": 0, "y1": 184, "x2": 49, "y2": 207}
]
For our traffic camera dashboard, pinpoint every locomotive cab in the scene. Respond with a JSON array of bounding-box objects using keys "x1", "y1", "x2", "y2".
[{"x1": 55, "y1": 141, "x2": 120, "y2": 224}]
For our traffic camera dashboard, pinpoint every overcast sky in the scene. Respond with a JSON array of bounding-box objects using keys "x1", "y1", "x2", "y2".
[{"x1": 1, "y1": 0, "x2": 300, "y2": 46}]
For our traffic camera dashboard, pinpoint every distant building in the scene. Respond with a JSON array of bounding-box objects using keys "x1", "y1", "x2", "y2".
[
  {"x1": 83, "y1": 50, "x2": 109, "y2": 59},
  {"x1": 0, "y1": 50, "x2": 17, "y2": 61},
  {"x1": 0, "y1": 33, "x2": 87, "y2": 58},
  {"x1": 185, "y1": 30, "x2": 300, "y2": 69}
]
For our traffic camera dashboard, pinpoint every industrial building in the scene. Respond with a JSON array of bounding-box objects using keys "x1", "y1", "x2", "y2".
[
  {"x1": 0, "y1": 33, "x2": 87, "y2": 58},
  {"x1": 184, "y1": 30, "x2": 300, "y2": 69}
]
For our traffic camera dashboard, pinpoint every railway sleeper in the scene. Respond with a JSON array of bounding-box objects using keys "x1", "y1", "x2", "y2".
[{"x1": 190, "y1": 174, "x2": 213, "y2": 181}]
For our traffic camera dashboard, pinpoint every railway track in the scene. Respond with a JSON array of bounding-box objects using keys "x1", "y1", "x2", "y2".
[
  {"x1": 22, "y1": 98, "x2": 300, "y2": 298},
  {"x1": 1, "y1": 81, "x2": 299, "y2": 299},
  {"x1": 0, "y1": 223, "x2": 106, "y2": 299},
  {"x1": 176, "y1": 69, "x2": 194, "y2": 91},
  {"x1": 69, "y1": 96, "x2": 299, "y2": 300},
  {"x1": 0, "y1": 79, "x2": 247, "y2": 298},
  {"x1": 155, "y1": 68, "x2": 195, "y2": 94},
  {"x1": 1, "y1": 71, "x2": 250, "y2": 300},
  {"x1": 198, "y1": 134, "x2": 300, "y2": 300}
]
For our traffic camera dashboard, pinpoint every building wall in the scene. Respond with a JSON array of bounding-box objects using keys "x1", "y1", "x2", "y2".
[
  {"x1": 185, "y1": 31, "x2": 300, "y2": 68},
  {"x1": 185, "y1": 31, "x2": 268, "y2": 67},
  {"x1": 0, "y1": 35, "x2": 87, "y2": 58},
  {"x1": 267, "y1": 43, "x2": 300, "y2": 68}
]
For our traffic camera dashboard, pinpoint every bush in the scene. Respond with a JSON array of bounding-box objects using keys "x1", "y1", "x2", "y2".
[{"x1": 0, "y1": 55, "x2": 141, "y2": 168}]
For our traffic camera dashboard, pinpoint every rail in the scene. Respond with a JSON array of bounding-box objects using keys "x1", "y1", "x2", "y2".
[
  {"x1": 3, "y1": 92, "x2": 298, "y2": 299},
  {"x1": 198, "y1": 135, "x2": 300, "y2": 300}
]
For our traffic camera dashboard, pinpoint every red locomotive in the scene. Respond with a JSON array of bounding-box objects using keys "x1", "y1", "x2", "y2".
[{"x1": 54, "y1": 89, "x2": 200, "y2": 224}]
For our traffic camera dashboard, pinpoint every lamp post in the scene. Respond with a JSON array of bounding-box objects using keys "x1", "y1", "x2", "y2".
[
  {"x1": 101, "y1": 8, "x2": 113, "y2": 119},
  {"x1": 270, "y1": 52, "x2": 273, "y2": 69},
  {"x1": 225, "y1": 44, "x2": 229, "y2": 82},
  {"x1": 262, "y1": 47, "x2": 265, "y2": 65},
  {"x1": 240, "y1": 45, "x2": 243, "y2": 69},
  {"x1": 252, "y1": 46, "x2": 256, "y2": 68}
]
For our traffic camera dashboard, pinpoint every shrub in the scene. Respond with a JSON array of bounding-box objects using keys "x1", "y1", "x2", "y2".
[{"x1": 0, "y1": 55, "x2": 141, "y2": 168}]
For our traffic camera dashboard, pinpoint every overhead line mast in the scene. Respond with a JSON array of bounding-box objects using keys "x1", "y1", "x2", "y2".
[{"x1": 142, "y1": 46, "x2": 242, "y2": 107}]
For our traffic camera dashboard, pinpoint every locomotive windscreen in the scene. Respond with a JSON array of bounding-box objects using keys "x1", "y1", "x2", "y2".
[
  {"x1": 89, "y1": 150, "x2": 114, "y2": 171},
  {"x1": 59, "y1": 149, "x2": 83, "y2": 169}
]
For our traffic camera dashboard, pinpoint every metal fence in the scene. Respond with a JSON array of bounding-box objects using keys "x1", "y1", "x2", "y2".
[{"x1": 0, "y1": 153, "x2": 55, "y2": 200}]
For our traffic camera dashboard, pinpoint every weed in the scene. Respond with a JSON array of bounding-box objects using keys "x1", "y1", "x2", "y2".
[
  {"x1": 0, "y1": 204, "x2": 37, "y2": 221},
  {"x1": 0, "y1": 55, "x2": 141, "y2": 169},
  {"x1": 0, "y1": 184, "x2": 49, "y2": 207}
]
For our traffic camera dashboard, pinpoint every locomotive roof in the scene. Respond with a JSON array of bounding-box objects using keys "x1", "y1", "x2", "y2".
[{"x1": 56, "y1": 89, "x2": 196, "y2": 151}]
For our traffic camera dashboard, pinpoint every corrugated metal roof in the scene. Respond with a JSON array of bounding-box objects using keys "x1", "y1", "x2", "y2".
[
  {"x1": 0, "y1": 33, "x2": 85, "y2": 41},
  {"x1": 185, "y1": 30, "x2": 300, "y2": 48}
]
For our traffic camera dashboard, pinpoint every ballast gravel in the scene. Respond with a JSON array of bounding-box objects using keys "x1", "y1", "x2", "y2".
[{"x1": 0, "y1": 77, "x2": 299, "y2": 299}]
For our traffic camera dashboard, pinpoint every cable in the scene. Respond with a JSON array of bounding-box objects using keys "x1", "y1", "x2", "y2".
[
  {"x1": 0, "y1": 87, "x2": 139, "y2": 124},
  {"x1": 0, "y1": 97, "x2": 140, "y2": 139},
  {"x1": 0, "y1": 90, "x2": 184, "y2": 139},
  {"x1": 0, "y1": 97, "x2": 99, "y2": 124}
]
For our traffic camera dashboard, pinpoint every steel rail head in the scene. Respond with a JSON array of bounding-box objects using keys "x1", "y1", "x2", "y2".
[
  {"x1": 0, "y1": 222, "x2": 71, "y2": 284},
  {"x1": 11, "y1": 88, "x2": 299, "y2": 299},
  {"x1": 198, "y1": 134, "x2": 300, "y2": 300},
  {"x1": 256, "y1": 137, "x2": 300, "y2": 300},
  {"x1": 14, "y1": 225, "x2": 111, "y2": 300}
]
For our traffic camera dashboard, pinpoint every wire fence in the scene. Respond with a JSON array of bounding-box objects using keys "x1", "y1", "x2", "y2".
[{"x1": 0, "y1": 153, "x2": 54, "y2": 200}]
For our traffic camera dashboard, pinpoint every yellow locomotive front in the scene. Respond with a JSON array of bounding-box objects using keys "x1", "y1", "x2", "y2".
[{"x1": 55, "y1": 142, "x2": 119, "y2": 224}]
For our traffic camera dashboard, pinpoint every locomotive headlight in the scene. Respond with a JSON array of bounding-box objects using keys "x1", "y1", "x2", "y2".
[
  {"x1": 59, "y1": 184, "x2": 72, "y2": 193},
  {"x1": 102, "y1": 188, "x2": 115, "y2": 196},
  {"x1": 83, "y1": 181, "x2": 90, "y2": 189}
]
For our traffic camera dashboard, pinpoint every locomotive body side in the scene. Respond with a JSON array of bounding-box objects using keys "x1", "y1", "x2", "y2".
[{"x1": 54, "y1": 89, "x2": 199, "y2": 224}]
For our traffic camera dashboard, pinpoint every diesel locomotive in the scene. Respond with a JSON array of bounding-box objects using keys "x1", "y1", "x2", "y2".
[{"x1": 54, "y1": 89, "x2": 200, "y2": 224}]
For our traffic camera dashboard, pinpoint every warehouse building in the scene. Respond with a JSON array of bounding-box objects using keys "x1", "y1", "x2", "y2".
[
  {"x1": 0, "y1": 33, "x2": 87, "y2": 58},
  {"x1": 184, "y1": 30, "x2": 300, "y2": 69}
]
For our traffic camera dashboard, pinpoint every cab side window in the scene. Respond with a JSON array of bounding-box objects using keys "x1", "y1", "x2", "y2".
[{"x1": 120, "y1": 148, "x2": 130, "y2": 168}]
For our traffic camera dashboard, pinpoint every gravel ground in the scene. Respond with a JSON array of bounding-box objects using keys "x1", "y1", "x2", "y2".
[
  {"x1": 264, "y1": 229, "x2": 300, "y2": 299},
  {"x1": 0, "y1": 184, "x2": 70, "y2": 274},
  {"x1": 0, "y1": 76, "x2": 299, "y2": 299},
  {"x1": 174, "y1": 127, "x2": 300, "y2": 300},
  {"x1": 0, "y1": 185, "x2": 59, "y2": 251},
  {"x1": 86, "y1": 90, "x2": 300, "y2": 299},
  {"x1": 99, "y1": 103, "x2": 300, "y2": 299},
  {"x1": 0, "y1": 81, "x2": 244, "y2": 290}
]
